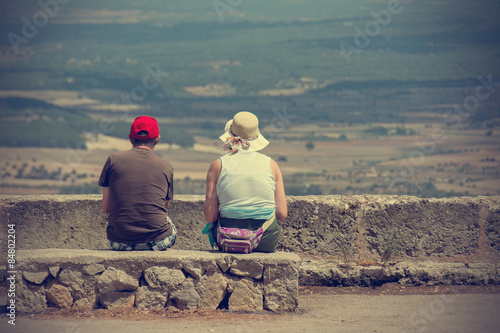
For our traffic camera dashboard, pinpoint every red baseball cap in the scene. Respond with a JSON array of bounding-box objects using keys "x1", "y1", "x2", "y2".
[{"x1": 129, "y1": 116, "x2": 160, "y2": 139}]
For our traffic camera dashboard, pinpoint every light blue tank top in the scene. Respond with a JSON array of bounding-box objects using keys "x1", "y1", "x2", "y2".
[{"x1": 217, "y1": 151, "x2": 276, "y2": 220}]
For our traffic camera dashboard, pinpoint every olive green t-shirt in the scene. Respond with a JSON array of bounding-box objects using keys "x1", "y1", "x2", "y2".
[{"x1": 98, "y1": 147, "x2": 174, "y2": 244}]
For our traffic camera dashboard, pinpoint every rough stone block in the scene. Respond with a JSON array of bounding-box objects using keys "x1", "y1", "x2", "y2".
[
  {"x1": 46, "y1": 284, "x2": 73, "y2": 309},
  {"x1": 96, "y1": 267, "x2": 138, "y2": 293},
  {"x1": 82, "y1": 263, "x2": 105, "y2": 276},
  {"x1": 183, "y1": 261, "x2": 204, "y2": 280},
  {"x1": 49, "y1": 266, "x2": 60, "y2": 278},
  {"x1": 280, "y1": 196, "x2": 359, "y2": 256},
  {"x1": 16, "y1": 278, "x2": 47, "y2": 314},
  {"x1": 216, "y1": 257, "x2": 231, "y2": 272},
  {"x1": 263, "y1": 264, "x2": 299, "y2": 312},
  {"x1": 135, "y1": 286, "x2": 168, "y2": 311},
  {"x1": 169, "y1": 278, "x2": 200, "y2": 310},
  {"x1": 0, "y1": 195, "x2": 109, "y2": 251},
  {"x1": 362, "y1": 197, "x2": 481, "y2": 258},
  {"x1": 100, "y1": 291, "x2": 135, "y2": 309},
  {"x1": 73, "y1": 297, "x2": 95, "y2": 310},
  {"x1": 23, "y1": 270, "x2": 49, "y2": 285},
  {"x1": 228, "y1": 278, "x2": 263, "y2": 312},
  {"x1": 230, "y1": 259, "x2": 264, "y2": 279},
  {"x1": 196, "y1": 273, "x2": 227, "y2": 310},
  {"x1": 59, "y1": 267, "x2": 97, "y2": 302},
  {"x1": 144, "y1": 266, "x2": 186, "y2": 290},
  {"x1": 299, "y1": 260, "x2": 346, "y2": 286},
  {"x1": 486, "y1": 198, "x2": 500, "y2": 256}
]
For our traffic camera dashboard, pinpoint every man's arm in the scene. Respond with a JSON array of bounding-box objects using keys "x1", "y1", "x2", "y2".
[
  {"x1": 101, "y1": 186, "x2": 111, "y2": 214},
  {"x1": 165, "y1": 199, "x2": 170, "y2": 212},
  {"x1": 204, "y1": 159, "x2": 221, "y2": 223}
]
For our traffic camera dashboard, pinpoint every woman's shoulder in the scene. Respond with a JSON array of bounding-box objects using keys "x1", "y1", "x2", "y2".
[
  {"x1": 209, "y1": 158, "x2": 222, "y2": 174},
  {"x1": 209, "y1": 158, "x2": 222, "y2": 168},
  {"x1": 254, "y1": 151, "x2": 272, "y2": 160}
]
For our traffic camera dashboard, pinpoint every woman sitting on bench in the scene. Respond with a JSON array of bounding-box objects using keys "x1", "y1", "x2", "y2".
[{"x1": 203, "y1": 111, "x2": 287, "y2": 253}]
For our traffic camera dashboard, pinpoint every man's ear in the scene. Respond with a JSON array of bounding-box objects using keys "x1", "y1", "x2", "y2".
[
  {"x1": 155, "y1": 135, "x2": 161, "y2": 145},
  {"x1": 129, "y1": 134, "x2": 134, "y2": 144}
]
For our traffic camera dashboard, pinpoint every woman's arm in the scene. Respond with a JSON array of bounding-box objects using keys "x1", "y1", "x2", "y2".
[
  {"x1": 204, "y1": 159, "x2": 221, "y2": 223},
  {"x1": 271, "y1": 159, "x2": 287, "y2": 221},
  {"x1": 101, "y1": 186, "x2": 111, "y2": 214}
]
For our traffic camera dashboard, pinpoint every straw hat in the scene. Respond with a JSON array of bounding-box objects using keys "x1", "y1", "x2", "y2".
[{"x1": 219, "y1": 111, "x2": 269, "y2": 152}]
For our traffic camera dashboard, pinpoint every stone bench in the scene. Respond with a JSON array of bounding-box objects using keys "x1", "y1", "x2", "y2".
[{"x1": 12, "y1": 249, "x2": 300, "y2": 314}]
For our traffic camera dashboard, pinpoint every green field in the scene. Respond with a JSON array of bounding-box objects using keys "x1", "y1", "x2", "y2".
[
  {"x1": 1, "y1": 0, "x2": 499, "y2": 95},
  {"x1": 0, "y1": 0, "x2": 499, "y2": 197}
]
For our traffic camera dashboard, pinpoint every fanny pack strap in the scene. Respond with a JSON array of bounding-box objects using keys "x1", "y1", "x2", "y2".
[{"x1": 262, "y1": 214, "x2": 275, "y2": 232}]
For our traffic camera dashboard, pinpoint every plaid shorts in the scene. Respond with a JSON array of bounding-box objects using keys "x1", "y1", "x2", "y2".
[{"x1": 109, "y1": 216, "x2": 177, "y2": 251}]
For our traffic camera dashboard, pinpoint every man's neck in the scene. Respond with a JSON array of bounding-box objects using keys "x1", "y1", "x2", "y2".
[{"x1": 134, "y1": 145, "x2": 154, "y2": 151}]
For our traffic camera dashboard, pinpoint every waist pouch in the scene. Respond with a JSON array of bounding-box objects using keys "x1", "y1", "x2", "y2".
[{"x1": 216, "y1": 215, "x2": 274, "y2": 254}]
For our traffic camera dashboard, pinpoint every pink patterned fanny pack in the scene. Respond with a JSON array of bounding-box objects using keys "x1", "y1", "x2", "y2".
[{"x1": 216, "y1": 215, "x2": 274, "y2": 254}]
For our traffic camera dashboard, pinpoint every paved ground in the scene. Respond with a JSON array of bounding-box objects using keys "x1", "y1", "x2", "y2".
[{"x1": 2, "y1": 285, "x2": 500, "y2": 333}]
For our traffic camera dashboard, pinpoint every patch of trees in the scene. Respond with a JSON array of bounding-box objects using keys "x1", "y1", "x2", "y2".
[
  {"x1": 105, "y1": 121, "x2": 195, "y2": 147},
  {"x1": 0, "y1": 106, "x2": 93, "y2": 149},
  {"x1": 3, "y1": 162, "x2": 88, "y2": 183},
  {"x1": 0, "y1": 103, "x2": 195, "y2": 149},
  {"x1": 364, "y1": 126, "x2": 416, "y2": 136},
  {"x1": 59, "y1": 184, "x2": 102, "y2": 194},
  {"x1": 285, "y1": 183, "x2": 323, "y2": 196}
]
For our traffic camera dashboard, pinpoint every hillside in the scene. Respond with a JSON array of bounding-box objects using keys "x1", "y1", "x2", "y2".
[{"x1": 0, "y1": 0, "x2": 498, "y2": 197}]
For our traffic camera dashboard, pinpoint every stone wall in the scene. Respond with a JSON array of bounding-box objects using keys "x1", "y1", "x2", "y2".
[
  {"x1": 13, "y1": 249, "x2": 299, "y2": 314},
  {"x1": 299, "y1": 259, "x2": 500, "y2": 287},
  {"x1": 1, "y1": 194, "x2": 499, "y2": 261},
  {"x1": 2, "y1": 195, "x2": 500, "y2": 314}
]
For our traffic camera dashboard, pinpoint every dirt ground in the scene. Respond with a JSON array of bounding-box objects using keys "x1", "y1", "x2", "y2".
[
  {"x1": 25, "y1": 284, "x2": 500, "y2": 320},
  {"x1": 2, "y1": 284, "x2": 500, "y2": 333}
]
